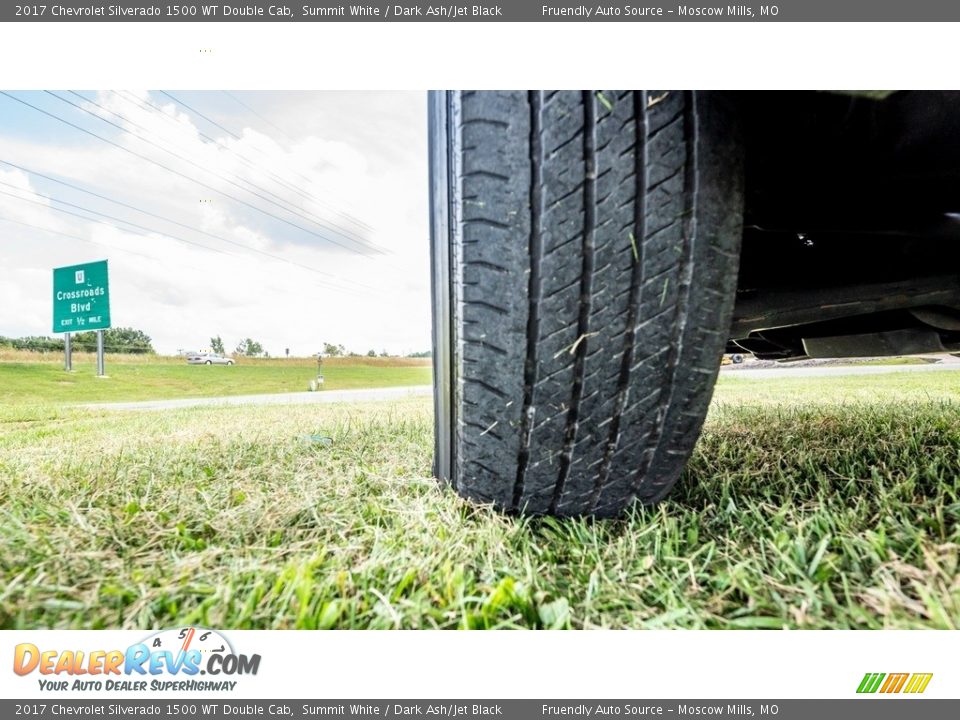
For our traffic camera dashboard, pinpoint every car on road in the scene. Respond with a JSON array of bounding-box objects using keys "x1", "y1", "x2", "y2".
[{"x1": 186, "y1": 352, "x2": 234, "y2": 366}]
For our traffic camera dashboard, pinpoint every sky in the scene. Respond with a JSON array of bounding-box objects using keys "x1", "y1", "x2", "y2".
[{"x1": 0, "y1": 90, "x2": 431, "y2": 356}]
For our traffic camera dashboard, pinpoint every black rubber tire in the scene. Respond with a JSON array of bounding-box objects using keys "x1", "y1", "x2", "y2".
[{"x1": 430, "y1": 90, "x2": 744, "y2": 517}]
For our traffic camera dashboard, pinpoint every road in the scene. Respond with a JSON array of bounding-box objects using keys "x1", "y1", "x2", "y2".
[
  {"x1": 81, "y1": 385, "x2": 433, "y2": 411},
  {"x1": 79, "y1": 362, "x2": 960, "y2": 410}
]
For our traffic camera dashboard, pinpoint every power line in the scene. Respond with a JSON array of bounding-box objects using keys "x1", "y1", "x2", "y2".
[
  {"x1": 0, "y1": 184, "x2": 225, "y2": 256},
  {"x1": 0, "y1": 92, "x2": 376, "y2": 262},
  {"x1": 159, "y1": 90, "x2": 240, "y2": 140},
  {"x1": 74, "y1": 91, "x2": 380, "y2": 254},
  {"x1": 0, "y1": 214, "x2": 177, "y2": 266},
  {"x1": 0, "y1": 185, "x2": 371, "y2": 297},
  {"x1": 68, "y1": 90, "x2": 155, "y2": 138},
  {"x1": 0, "y1": 184, "x2": 373, "y2": 297},
  {"x1": 72, "y1": 90, "x2": 379, "y2": 251},
  {"x1": 141, "y1": 90, "x2": 376, "y2": 237},
  {"x1": 222, "y1": 90, "x2": 297, "y2": 142},
  {"x1": 45, "y1": 91, "x2": 380, "y2": 258},
  {"x1": 113, "y1": 90, "x2": 373, "y2": 237},
  {"x1": 159, "y1": 90, "x2": 374, "y2": 234},
  {"x1": 0, "y1": 158, "x2": 378, "y2": 292},
  {"x1": 210, "y1": 91, "x2": 362, "y2": 199}
]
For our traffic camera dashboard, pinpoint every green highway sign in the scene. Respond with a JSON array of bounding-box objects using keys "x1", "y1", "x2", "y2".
[{"x1": 52, "y1": 260, "x2": 111, "y2": 333}]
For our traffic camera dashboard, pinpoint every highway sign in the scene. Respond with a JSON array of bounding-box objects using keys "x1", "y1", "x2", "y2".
[{"x1": 53, "y1": 260, "x2": 111, "y2": 333}]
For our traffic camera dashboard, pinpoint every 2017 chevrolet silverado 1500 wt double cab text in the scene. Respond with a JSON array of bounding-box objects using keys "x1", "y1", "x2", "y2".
[{"x1": 429, "y1": 90, "x2": 960, "y2": 517}]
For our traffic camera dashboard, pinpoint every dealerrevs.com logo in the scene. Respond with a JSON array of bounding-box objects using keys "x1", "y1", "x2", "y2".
[
  {"x1": 857, "y1": 672, "x2": 933, "y2": 694},
  {"x1": 13, "y1": 627, "x2": 261, "y2": 693}
]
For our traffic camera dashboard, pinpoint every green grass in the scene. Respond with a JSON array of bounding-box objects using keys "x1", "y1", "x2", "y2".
[
  {"x1": 0, "y1": 360, "x2": 432, "y2": 405},
  {"x1": 715, "y1": 370, "x2": 960, "y2": 406},
  {"x1": 0, "y1": 371, "x2": 958, "y2": 629},
  {"x1": 852, "y1": 356, "x2": 934, "y2": 366}
]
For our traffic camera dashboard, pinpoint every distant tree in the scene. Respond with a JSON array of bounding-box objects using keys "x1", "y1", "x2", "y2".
[
  {"x1": 110, "y1": 328, "x2": 154, "y2": 353},
  {"x1": 73, "y1": 327, "x2": 154, "y2": 354},
  {"x1": 236, "y1": 338, "x2": 264, "y2": 357},
  {"x1": 73, "y1": 333, "x2": 97, "y2": 352},
  {"x1": 11, "y1": 335, "x2": 63, "y2": 352},
  {"x1": 210, "y1": 336, "x2": 225, "y2": 354},
  {"x1": 406, "y1": 350, "x2": 432, "y2": 358},
  {"x1": 366, "y1": 349, "x2": 377, "y2": 357},
  {"x1": 379, "y1": 349, "x2": 389, "y2": 357},
  {"x1": 322, "y1": 342, "x2": 345, "y2": 357}
]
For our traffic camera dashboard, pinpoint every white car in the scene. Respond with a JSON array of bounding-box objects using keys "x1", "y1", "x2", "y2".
[{"x1": 186, "y1": 352, "x2": 234, "y2": 366}]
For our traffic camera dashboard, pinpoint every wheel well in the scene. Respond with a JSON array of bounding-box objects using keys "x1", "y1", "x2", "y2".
[{"x1": 730, "y1": 91, "x2": 960, "y2": 359}]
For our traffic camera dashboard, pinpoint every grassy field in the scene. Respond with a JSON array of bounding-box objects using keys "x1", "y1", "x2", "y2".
[
  {"x1": 0, "y1": 355, "x2": 432, "y2": 405},
  {"x1": 1, "y1": 371, "x2": 958, "y2": 629}
]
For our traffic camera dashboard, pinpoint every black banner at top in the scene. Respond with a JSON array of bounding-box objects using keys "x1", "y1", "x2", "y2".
[{"x1": 3, "y1": 0, "x2": 960, "y2": 22}]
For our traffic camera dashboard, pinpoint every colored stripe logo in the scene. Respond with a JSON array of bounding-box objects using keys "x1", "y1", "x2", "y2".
[{"x1": 857, "y1": 672, "x2": 933, "y2": 694}]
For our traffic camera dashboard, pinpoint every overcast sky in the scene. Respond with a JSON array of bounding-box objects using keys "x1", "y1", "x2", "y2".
[{"x1": 0, "y1": 90, "x2": 431, "y2": 356}]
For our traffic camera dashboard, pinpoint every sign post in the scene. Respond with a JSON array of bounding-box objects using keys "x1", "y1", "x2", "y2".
[
  {"x1": 52, "y1": 260, "x2": 111, "y2": 376},
  {"x1": 96, "y1": 329, "x2": 105, "y2": 377}
]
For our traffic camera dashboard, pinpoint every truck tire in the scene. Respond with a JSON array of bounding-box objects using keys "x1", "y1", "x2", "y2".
[{"x1": 429, "y1": 90, "x2": 743, "y2": 517}]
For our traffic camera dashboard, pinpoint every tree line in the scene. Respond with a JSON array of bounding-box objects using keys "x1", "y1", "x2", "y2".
[
  {"x1": 1, "y1": 329, "x2": 432, "y2": 358},
  {"x1": 0, "y1": 328, "x2": 155, "y2": 354},
  {"x1": 211, "y1": 337, "x2": 430, "y2": 359}
]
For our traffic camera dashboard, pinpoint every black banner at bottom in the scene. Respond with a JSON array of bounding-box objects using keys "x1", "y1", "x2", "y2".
[{"x1": 2, "y1": 700, "x2": 957, "y2": 719}]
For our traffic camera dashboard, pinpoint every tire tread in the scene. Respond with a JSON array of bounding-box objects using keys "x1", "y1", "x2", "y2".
[{"x1": 445, "y1": 90, "x2": 743, "y2": 516}]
